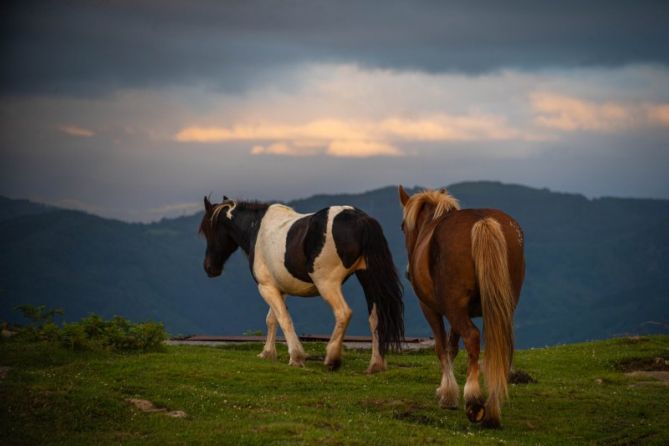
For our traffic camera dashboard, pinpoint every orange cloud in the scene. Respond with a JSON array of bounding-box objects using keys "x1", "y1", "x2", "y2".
[
  {"x1": 532, "y1": 92, "x2": 669, "y2": 132},
  {"x1": 251, "y1": 142, "x2": 321, "y2": 156},
  {"x1": 250, "y1": 140, "x2": 402, "y2": 157},
  {"x1": 646, "y1": 104, "x2": 669, "y2": 126},
  {"x1": 327, "y1": 140, "x2": 402, "y2": 157},
  {"x1": 59, "y1": 125, "x2": 95, "y2": 137},
  {"x1": 174, "y1": 114, "x2": 533, "y2": 157},
  {"x1": 378, "y1": 116, "x2": 524, "y2": 141},
  {"x1": 174, "y1": 119, "x2": 366, "y2": 143}
]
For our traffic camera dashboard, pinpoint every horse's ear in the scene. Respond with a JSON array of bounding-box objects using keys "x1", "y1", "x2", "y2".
[
  {"x1": 223, "y1": 195, "x2": 229, "y2": 201},
  {"x1": 398, "y1": 185, "x2": 410, "y2": 207},
  {"x1": 439, "y1": 187, "x2": 447, "y2": 194},
  {"x1": 204, "y1": 196, "x2": 212, "y2": 212}
]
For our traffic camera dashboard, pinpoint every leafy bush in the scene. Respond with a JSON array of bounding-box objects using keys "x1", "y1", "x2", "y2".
[
  {"x1": 15, "y1": 304, "x2": 64, "y2": 325},
  {"x1": 12, "y1": 305, "x2": 167, "y2": 352},
  {"x1": 60, "y1": 321, "x2": 93, "y2": 351}
]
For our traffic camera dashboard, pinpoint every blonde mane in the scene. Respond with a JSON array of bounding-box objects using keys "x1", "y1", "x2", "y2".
[
  {"x1": 403, "y1": 189, "x2": 460, "y2": 231},
  {"x1": 211, "y1": 200, "x2": 237, "y2": 223}
]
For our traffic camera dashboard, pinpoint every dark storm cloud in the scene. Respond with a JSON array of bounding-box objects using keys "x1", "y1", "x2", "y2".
[{"x1": 2, "y1": 0, "x2": 668, "y2": 96}]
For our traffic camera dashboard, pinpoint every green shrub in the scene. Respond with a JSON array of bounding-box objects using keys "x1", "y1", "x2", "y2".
[
  {"x1": 11, "y1": 305, "x2": 167, "y2": 353},
  {"x1": 14, "y1": 304, "x2": 64, "y2": 326},
  {"x1": 61, "y1": 321, "x2": 96, "y2": 351},
  {"x1": 38, "y1": 322, "x2": 61, "y2": 343}
]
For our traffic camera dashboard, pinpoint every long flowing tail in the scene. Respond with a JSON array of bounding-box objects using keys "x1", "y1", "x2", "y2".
[
  {"x1": 355, "y1": 216, "x2": 404, "y2": 355},
  {"x1": 471, "y1": 217, "x2": 515, "y2": 421}
]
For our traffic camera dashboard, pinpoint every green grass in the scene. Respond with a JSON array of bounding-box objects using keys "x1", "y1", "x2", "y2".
[{"x1": 1, "y1": 336, "x2": 668, "y2": 445}]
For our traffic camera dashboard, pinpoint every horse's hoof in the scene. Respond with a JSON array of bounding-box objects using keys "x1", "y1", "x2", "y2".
[
  {"x1": 325, "y1": 358, "x2": 342, "y2": 371},
  {"x1": 257, "y1": 350, "x2": 277, "y2": 361},
  {"x1": 481, "y1": 417, "x2": 502, "y2": 429},
  {"x1": 439, "y1": 396, "x2": 459, "y2": 410},
  {"x1": 366, "y1": 362, "x2": 386, "y2": 374},
  {"x1": 289, "y1": 356, "x2": 306, "y2": 367},
  {"x1": 466, "y1": 401, "x2": 486, "y2": 423},
  {"x1": 436, "y1": 387, "x2": 458, "y2": 409}
]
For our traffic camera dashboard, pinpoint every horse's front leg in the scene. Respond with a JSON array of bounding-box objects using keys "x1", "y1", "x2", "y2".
[
  {"x1": 257, "y1": 308, "x2": 277, "y2": 360},
  {"x1": 257, "y1": 285, "x2": 306, "y2": 367},
  {"x1": 319, "y1": 284, "x2": 352, "y2": 371}
]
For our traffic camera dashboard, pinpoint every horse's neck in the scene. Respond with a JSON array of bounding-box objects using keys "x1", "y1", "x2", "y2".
[
  {"x1": 231, "y1": 205, "x2": 270, "y2": 254},
  {"x1": 410, "y1": 219, "x2": 441, "y2": 260}
]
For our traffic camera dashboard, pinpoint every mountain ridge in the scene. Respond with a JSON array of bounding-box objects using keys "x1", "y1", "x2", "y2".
[{"x1": 2, "y1": 181, "x2": 668, "y2": 348}]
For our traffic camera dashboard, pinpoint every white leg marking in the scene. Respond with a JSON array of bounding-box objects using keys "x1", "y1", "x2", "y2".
[
  {"x1": 366, "y1": 303, "x2": 387, "y2": 374},
  {"x1": 258, "y1": 308, "x2": 278, "y2": 360},
  {"x1": 257, "y1": 284, "x2": 305, "y2": 367},
  {"x1": 436, "y1": 354, "x2": 459, "y2": 408},
  {"x1": 463, "y1": 373, "x2": 482, "y2": 402}
]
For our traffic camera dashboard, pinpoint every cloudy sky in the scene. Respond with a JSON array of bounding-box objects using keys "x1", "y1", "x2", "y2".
[{"x1": 2, "y1": 1, "x2": 668, "y2": 221}]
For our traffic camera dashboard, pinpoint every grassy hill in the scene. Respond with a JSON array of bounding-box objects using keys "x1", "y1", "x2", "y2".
[
  {"x1": 1, "y1": 335, "x2": 668, "y2": 445},
  {"x1": 1, "y1": 181, "x2": 669, "y2": 347}
]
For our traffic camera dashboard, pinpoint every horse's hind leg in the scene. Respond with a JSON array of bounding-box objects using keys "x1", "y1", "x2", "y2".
[
  {"x1": 450, "y1": 312, "x2": 485, "y2": 424},
  {"x1": 366, "y1": 303, "x2": 386, "y2": 374},
  {"x1": 257, "y1": 308, "x2": 277, "y2": 360},
  {"x1": 257, "y1": 284, "x2": 306, "y2": 367},
  {"x1": 319, "y1": 283, "x2": 353, "y2": 371},
  {"x1": 418, "y1": 301, "x2": 458, "y2": 409},
  {"x1": 448, "y1": 329, "x2": 460, "y2": 364}
]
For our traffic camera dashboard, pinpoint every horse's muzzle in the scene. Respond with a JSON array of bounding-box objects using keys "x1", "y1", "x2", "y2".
[{"x1": 204, "y1": 262, "x2": 223, "y2": 277}]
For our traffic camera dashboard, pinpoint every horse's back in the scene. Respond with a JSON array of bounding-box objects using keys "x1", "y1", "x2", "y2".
[
  {"x1": 254, "y1": 204, "x2": 367, "y2": 296},
  {"x1": 434, "y1": 208, "x2": 523, "y2": 257},
  {"x1": 284, "y1": 208, "x2": 329, "y2": 282},
  {"x1": 254, "y1": 204, "x2": 319, "y2": 295}
]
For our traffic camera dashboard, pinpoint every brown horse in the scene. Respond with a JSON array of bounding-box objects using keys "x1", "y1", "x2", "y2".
[{"x1": 398, "y1": 186, "x2": 525, "y2": 428}]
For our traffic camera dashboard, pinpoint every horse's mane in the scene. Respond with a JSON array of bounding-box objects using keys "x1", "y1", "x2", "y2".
[
  {"x1": 199, "y1": 200, "x2": 271, "y2": 236},
  {"x1": 403, "y1": 189, "x2": 460, "y2": 231}
]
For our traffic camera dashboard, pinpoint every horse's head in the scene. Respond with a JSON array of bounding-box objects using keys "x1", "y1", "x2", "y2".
[
  {"x1": 398, "y1": 185, "x2": 460, "y2": 251},
  {"x1": 199, "y1": 196, "x2": 240, "y2": 277}
]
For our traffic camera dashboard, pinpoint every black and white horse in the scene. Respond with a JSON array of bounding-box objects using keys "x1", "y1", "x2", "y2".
[{"x1": 199, "y1": 196, "x2": 404, "y2": 373}]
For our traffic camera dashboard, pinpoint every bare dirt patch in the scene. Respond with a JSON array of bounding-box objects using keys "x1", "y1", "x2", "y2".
[
  {"x1": 614, "y1": 356, "x2": 669, "y2": 386},
  {"x1": 126, "y1": 398, "x2": 187, "y2": 418},
  {"x1": 361, "y1": 399, "x2": 443, "y2": 426},
  {"x1": 509, "y1": 369, "x2": 537, "y2": 384},
  {"x1": 614, "y1": 356, "x2": 669, "y2": 373},
  {"x1": 624, "y1": 371, "x2": 669, "y2": 385}
]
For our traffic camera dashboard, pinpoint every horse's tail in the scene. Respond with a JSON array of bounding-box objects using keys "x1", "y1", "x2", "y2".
[
  {"x1": 355, "y1": 216, "x2": 404, "y2": 355},
  {"x1": 471, "y1": 217, "x2": 515, "y2": 420}
]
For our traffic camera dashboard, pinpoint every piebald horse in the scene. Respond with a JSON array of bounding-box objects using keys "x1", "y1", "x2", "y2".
[
  {"x1": 199, "y1": 196, "x2": 404, "y2": 373},
  {"x1": 398, "y1": 186, "x2": 525, "y2": 428}
]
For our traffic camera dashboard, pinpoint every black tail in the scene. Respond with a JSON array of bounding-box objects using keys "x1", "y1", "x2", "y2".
[{"x1": 356, "y1": 216, "x2": 404, "y2": 355}]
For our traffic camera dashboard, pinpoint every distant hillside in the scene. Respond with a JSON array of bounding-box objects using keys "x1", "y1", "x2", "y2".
[
  {"x1": 0, "y1": 196, "x2": 54, "y2": 222},
  {"x1": 2, "y1": 182, "x2": 668, "y2": 348}
]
